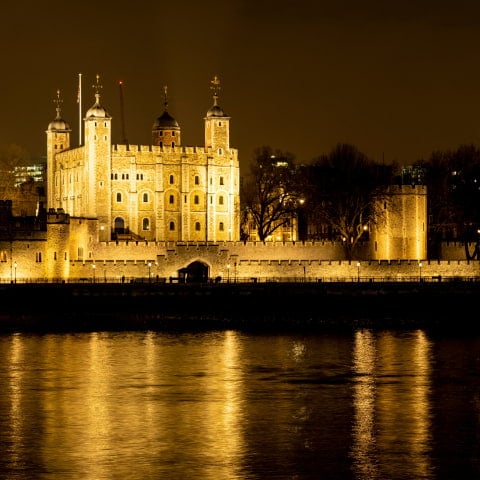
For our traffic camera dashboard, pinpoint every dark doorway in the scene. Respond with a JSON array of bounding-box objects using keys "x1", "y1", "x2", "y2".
[{"x1": 178, "y1": 261, "x2": 209, "y2": 283}]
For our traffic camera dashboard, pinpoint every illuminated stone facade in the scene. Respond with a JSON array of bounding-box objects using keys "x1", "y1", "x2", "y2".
[
  {"x1": 2, "y1": 76, "x2": 473, "y2": 283},
  {"x1": 370, "y1": 185, "x2": 427, "y2": 261},
  {"x1": 46, "y1": 76, "x2": 240, "y2": 244}
]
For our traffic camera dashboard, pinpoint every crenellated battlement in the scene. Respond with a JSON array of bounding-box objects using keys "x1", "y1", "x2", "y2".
[{"x1": 111, "y1": 143, "x2": 239, "y2": 157}]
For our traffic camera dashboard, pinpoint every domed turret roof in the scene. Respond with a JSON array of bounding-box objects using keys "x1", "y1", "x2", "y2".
[
  {"x1": 152, "y1": 86, "x2": 179, "y2": 130},
  {"x1": 153, "y1": 110, "x2": 179, "y2": 128},
  {"x1": 48, "y1": 117, "x2": 70, "y2": 131},
  {"x1": 47, "y1": 89, "x2": 71, "y2": 131},
  {"x1": 85, "y1": 74, "x2": 110, "y2": 119},
  {"x1": 206, "y1": 104, "x2": 226, "y2": 118},
  {"x1": 86, "y1": 101, "x2": 109, "y2": 118}
]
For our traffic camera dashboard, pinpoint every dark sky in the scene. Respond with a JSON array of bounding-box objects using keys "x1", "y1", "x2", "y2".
[{"x1": 2, "y1": 0, "x2": 480, "y2": 173}]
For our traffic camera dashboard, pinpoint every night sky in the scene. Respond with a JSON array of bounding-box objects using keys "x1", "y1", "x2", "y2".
[{"x1": 2, "y1": 0, "x2": 480, "y2": 173}]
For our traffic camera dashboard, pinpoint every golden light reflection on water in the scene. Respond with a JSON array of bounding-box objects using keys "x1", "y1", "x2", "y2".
[
  {"x1": 352, "y1": 329, "x2": 378, "y2": 479},
  {"x1": 2, "y1": 329, "x2": 473, "y2": 479},
  {"x1": 10, "y1": 331, "x2": 247, "y2": 480},
  {"x1": 6, "y1": 334, "x2": 23, "y2": 472},
  {"x1": 352, "y1": 330, "x2": 433, "y2": 480}
]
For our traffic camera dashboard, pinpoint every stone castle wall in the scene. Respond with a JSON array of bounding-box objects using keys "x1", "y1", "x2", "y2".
[{"x1": 1, "y1": 238, "x2": 478, "y2": 282}]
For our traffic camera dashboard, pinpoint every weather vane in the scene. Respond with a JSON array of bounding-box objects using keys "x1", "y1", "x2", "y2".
[
  {"x1": 210, "y1": 75, "x2": 221, "y2": 103},
  {"x1": 163, "y1": 85, "x2": 168, "y2": 110},
  {"x1": 92, "y1": 74, "x2": 103, "y2": 95},
  {"x1": 54, "y1": 89, "x2": 62, "y2": 117}
]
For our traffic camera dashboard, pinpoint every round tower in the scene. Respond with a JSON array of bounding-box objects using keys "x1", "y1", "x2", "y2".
[
  {"x1": 152, "y1": 86, "x2": 181, "y2": 147},
  {"x1": 45, "y1": 90, "x2": 71, "y2": 210}
]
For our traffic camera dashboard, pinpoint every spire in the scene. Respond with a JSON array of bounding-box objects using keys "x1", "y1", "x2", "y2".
[
  {"x1": 92, "y1": 74, "x2": 103, "y2": 104},
  {"x1": 210, "y1": 75, "x2": 221, "y2": 106},
  {"x1": 163, "y1": 85, "x2": 169, "y2": 111},
  {"x1": 54, "y1": 89, "x2": 63, "y2": 119}
]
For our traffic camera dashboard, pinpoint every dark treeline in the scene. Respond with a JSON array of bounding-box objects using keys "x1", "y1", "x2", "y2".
[{"x1": 241, "y1": 143, "x2": 480, "y2": 260}]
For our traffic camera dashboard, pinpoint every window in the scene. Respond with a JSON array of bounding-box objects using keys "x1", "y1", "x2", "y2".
[
  {"x1": 116, "y1": 192, "x2": 122, "y2": 202},
  {"x1": 169, "y1": 194, "x2": 174, "y2": 204},
  {"x1": 195, "y1": 222, "x2": 201, "y2": 231},
  {"x1": 219, "y1": 195, "x2": 224, "y2": 205},
  {"x1": 169, "y1": 221, "x2": 175, "y2": 231},
  {"x1": 219, "y1": 222, "x2": 224, "y2": 231},
  {"x1": 169, "y1": 175, "x2": 174, "y2": 184},
  {"x1": 195, "y1": 175, "x2": 199, "y2": 185},
  {"x1": 143, "y1": 193, "x2": 148, "y2": 202},
  {"x1": 36, "y1": 252, "x2": 42, "y2": 263},
  {"x1": 142, "y1": 218, "x2": 150, "y2": 230},
  {"x1": 194, "y1": 195, "x2": 199, "y2": 205},
  {"x1": 0, "y1": 251, "x2": 7, "y2": 262},
  {"x1": 220, "y1": 176, "x2": 224, "y2": 185}
]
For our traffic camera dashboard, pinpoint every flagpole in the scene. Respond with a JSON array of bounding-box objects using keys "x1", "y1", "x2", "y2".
[{"x1": 78, "y1": 73, "x2": 82, "y2": 146}]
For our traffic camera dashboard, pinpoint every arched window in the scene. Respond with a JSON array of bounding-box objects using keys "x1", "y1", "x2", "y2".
[
  {"x1": 219, "y1": 222, "x2": 224, "y2": 231},
  {"x1": 142, "y1": 218, "x2": 150, "y2": 230},
  {"x1": 169, "y1": 221, "x2": 175, "y2": 231},
  {"x1": 169, "y1": 194, "x2": 174, "y2": 204},
  {"x1": 169, "y1": 174, "x2": 174, "y2": 184},
  {"x1": 195, "y1": 175, "x2": 199, "y2": 185},
  {"x1": 143, "y1": 192, "x2": 148, "y2": 202},
  {"x1": 116, "y1": 192, "x2": 122, "y2": 202},
  {"x1": 194, "y1": 195, "x2": 199, "y2": 205},
  {"x1": 219, "y1": 195, "x2": 224, "y2": 205},
  {"x1": 220, "y1": 176, "x2": 224, "y2": 185},
  {"x1": 195, "y1": 222, "x2": 201, "y2": 231}
]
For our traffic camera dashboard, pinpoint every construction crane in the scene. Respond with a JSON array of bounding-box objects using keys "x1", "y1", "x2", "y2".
[{"x1": 118, "y1": 80, "x2": 128, "y2": 144}]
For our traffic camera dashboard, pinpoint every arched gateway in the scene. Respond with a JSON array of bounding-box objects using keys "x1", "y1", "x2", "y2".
[{"x1": 178, "y1": 260, "x2": 209, "y2": 283}]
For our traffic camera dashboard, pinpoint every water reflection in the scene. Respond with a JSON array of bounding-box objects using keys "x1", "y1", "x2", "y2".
[
  {"x1": 0, "y1": 329, "x2": 477, "y2": 479},
  {"x1": 351, "y1": 330, "x2": 433, "y2": 480}
]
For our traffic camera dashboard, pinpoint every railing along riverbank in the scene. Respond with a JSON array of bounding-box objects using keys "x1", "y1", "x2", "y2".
[{"x1": 1, "y1": 274, "x2": 478, "y2": 285}]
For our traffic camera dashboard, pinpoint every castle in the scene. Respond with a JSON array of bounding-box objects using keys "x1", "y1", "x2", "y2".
[{"x1": 0, "y1": 75, "x2": 477, "y2": 283}]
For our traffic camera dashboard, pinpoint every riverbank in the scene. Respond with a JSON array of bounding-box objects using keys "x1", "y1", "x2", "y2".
[{"x1": 0, "y1": 281, "x2": 477, "y2": 333}]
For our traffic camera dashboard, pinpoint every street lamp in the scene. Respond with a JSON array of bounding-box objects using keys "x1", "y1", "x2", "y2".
[
  {"x1": 356, "y1": 262, "x2": 360, "y2": 282},
  {"x1": 418, "y1": 262, "x2": 422, "y2": 281},
  {"x1": 14, "y1": 262, "x2": 17, "y2": 283},
  {"x1": 92, "y1": 264, "x2": 96, "y2": 283},
  {"x1": 148, "y1": 262, "x2": 152, "y2": 282}
]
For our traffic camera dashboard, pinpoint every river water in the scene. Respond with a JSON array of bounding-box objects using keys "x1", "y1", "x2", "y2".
[{"x1": 0, "y1": 328, "x2": 478, "y2": 479}]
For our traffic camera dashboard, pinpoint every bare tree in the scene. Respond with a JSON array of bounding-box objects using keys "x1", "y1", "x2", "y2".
[
  {"x1": 416, "y1": 144, "x2": 480, "y2": 259},
  {"x1": 241, "y1": 146, "x2": 302, "y2": 241},
  {"x1": 305, "y1": 143, "x2": 394, "y2": 260}
]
